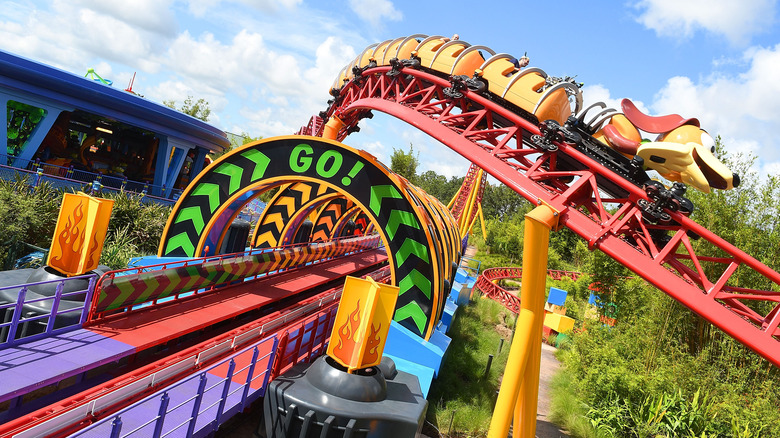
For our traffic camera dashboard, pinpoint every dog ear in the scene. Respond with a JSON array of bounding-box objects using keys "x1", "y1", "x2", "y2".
[{"x1": 621, "y1": 98, "x2": 699, "y2": 134}]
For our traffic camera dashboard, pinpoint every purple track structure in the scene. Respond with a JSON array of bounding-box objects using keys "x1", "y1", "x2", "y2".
[{"x1": 72, "y1": 335, "x2": 279, "y2": 437}]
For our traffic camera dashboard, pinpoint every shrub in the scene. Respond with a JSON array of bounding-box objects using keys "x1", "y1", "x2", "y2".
[{"x1": 0, "y1": 176, "x2": 63, "y2": 267}]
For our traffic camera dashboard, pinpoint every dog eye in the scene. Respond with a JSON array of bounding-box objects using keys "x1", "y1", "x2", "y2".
[{"x1": 701, "y1": 131, "x2": 716, "y2": 153}]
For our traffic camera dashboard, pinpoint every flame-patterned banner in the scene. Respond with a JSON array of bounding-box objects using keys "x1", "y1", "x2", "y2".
[
  {"x1": 327, "y1": 275, "x2": 398, "y2": 371},
  {"x1": 48, "y1": 192, "x2": 114, "y2": 276}
]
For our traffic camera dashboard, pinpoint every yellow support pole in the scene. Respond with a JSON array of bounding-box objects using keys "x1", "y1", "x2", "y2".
[
  {"x1": 465, "y1": 201, "x2": 487, "y2": 238},
  {"x1": 460, "y1": 170, "x2": 481, "y2": 237},
  {"x1": 478, "y1": 202, "x2": 487, "y2": 240},
  {"x1": 487, "y1": 203, "x2": 558, "y2": 438},
  {"x1": 487, "y1": 309, "x2": 535, "y2": 438},
  {"x1": 447, "y1": 184, "x2": 463, "y2": 210}
]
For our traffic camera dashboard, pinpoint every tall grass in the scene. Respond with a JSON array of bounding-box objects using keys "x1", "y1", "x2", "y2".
[
  {"x1": 549, "y1": 372, "x2": 601, "y2": 438},
  {"x1": 425, "y1": 297, "x2": 515, "y2": 437}
]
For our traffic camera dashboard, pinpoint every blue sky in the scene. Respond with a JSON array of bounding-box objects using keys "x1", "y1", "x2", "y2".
[{"x1": 2, "y1": 0, "x2": 780, "y2": 181}]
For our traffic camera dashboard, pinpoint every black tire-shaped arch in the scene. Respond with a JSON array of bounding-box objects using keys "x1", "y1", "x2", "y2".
[
  {"x1": 252, "y1": 182, "x2": 337, "y2": 248},
  {"x1": 159, "y1": 136, "x2": 442, "y2": 339}
]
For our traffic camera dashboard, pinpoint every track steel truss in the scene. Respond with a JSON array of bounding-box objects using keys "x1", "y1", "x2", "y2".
[{"x1": 309, "y1": 64, "x2": 780, "y2": 367}]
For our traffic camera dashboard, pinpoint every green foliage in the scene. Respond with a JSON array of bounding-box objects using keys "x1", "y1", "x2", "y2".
[
  {"x1": 549, "y1": 372, "x2": 602, "y2": 438},
  {"x1": 163, "y1": 95, "x2": 211, "y2": 121},
  {"x1": 102, "y1": 191, "x2": 171, "y2": 257},
  {"x1": 390, "y1": 144, "x2": 419, "y2": 182},
  {"x1": 416, "y1": 170, "x2": 463, "y2": 204},
  {"x1": 482, "y1": 215, "x2": 525, "y2": 265},
  {"x1": 470, "y1": 139, "x2": 780, "y2": 438},
  {"x1": 481, "y1": 182, "x2": 529, "y2": 220},
  {"x1": 100, "y1": 225, "x2": 140, "y2": 270},
  {"x1": 0, "y1": 176, "x2": 63, "y2": 268},
  {"x1": 426, "y1": 298, "x2": 514, "y2": 436},
  {"x1": 0, "y1": 182, "x2": 171, "y2": 271}
]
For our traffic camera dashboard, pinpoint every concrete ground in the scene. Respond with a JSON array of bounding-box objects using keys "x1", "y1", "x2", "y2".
[{"x1": 535, "y1": 342, "x2": 570, "y2": 437}]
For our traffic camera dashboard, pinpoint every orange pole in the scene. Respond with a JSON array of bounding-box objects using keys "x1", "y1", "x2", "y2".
[
  {"x1": 516, "y1": 204, "x2": 558, "y2": 438},
  {"x1": 487, "y1": 203, "x2": 558, "y2": 438},
  {"x1": 322, "y1": 115, "x2": 345, "y2": 140},
  {"x1": 487, "y1": 309, "x2": 535, "y2": 438}
]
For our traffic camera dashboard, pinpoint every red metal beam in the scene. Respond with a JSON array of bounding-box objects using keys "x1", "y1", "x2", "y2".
[{"x1": 316, "y1": 65, "x2": 780, "y2": 367}]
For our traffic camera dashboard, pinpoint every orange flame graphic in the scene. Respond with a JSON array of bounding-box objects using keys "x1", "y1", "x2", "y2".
[
  {"x1": 87, "y1": 229, "x2": 101, "y2": 268},
  {"x1": 334, "y1": 299, "x2": 361, "y2": 362},
  {"x1": 50, "y1": 200, "x2": 86, "y2": 270},
  {"x1": 364, "y1": 322, "x2": 383, "y2": 365}
]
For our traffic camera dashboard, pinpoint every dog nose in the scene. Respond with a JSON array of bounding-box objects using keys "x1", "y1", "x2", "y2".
[{"x1": 732, "y1": 173, "x2": 740, "y2": 188}]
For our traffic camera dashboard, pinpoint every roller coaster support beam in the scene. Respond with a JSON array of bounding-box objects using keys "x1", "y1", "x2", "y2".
[
  {"x1": 488, "y1": 204, "x2": 559, "y2": 438},
  {"x1": 322, "y1": 115, "x2": 345, "y2": 140},
  {"x1": 477, "y1": 203, "x2": 487, "y2": 240}
]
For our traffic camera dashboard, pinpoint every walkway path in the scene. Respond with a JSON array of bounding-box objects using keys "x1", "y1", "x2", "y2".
[
  {"x1": 464, "y1": 245, "x2": 569, "y2": 437},
  {"x1": 536, "y1": 342, "x2": 569, "y2": 437}
]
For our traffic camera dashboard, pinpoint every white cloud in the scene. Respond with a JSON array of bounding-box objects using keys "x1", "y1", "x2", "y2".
[
  {"x1": 427, "y1": 160, "x2": 469, "y2": 180},
  {"x1": 77, "y1": 9, "x2": 154, "y2": 65},
  {"x1": 577, "y1": 84, "x2": 652, "y2": 132},
  {"x1": 348, "y1": 0, "x2": 402, "y2": 27},
  {"x1": 0, "y1": 1, "x2": 170, "y2": 73},
  {"x1": 72, "y1": 0, "x2": 177, "y2": 37},
  {"x1": 395, "y1": 128, "x2": 470, "y2": 179},
  {"x1": 652, "y1": 44, "x2": 780, "y2": 170},
  {"x1": 162, "y1": 30, "x2": 308, "y2": 96},
  {"x1": 580, "y1": 84, "x2": 624, "y2": 113},
  {"x1": 760, "y1": 160, "x2": 780, "y2": 177},
  {"x1": 187, "y1": 0, "x2": 302, "y2": 17},
  {"x1": 633, "y1": 0, "x2": 777, "y2": 45},
  {"x1": 580, "y1": 84, "x2": 650, "y2": 114},
  {"x1": 355, "y1": 140, "x2": 388, "y2": 164}
]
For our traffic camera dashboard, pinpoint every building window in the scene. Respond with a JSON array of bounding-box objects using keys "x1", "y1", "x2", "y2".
[{"x1": 6, "y1": 100, "x2": 47, "y2": 158}]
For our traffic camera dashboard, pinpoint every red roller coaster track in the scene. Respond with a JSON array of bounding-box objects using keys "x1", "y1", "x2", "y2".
[{"x1": 302, "y1": 63, "x2": 780, "y2": 367}]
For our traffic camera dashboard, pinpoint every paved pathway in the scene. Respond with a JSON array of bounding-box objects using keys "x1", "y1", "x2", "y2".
[{"x1": 536, "y1": 342, "x2": 570, "y2": 437}]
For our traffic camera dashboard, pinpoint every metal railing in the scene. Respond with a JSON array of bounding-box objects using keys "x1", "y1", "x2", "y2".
[
  {"x1": 473, "y1": 267, "x2": 584, "y2": 314},
  {"x1": 71, "y1": 303, "x2": 340, "y2": 438},
  {"x1": 459, "y1": 255, "x2": 482, "y2": 277},
  {"x1": 0, "y1": 274, "x2": 97, "y2": 348},
  {"x1": 4, "y1": 287, "x2": 344, "y2": 438},
  {"x1": 0, "y1": 158, "x2": 182, "y2": 203},
  {"x1": 89, "y1": 234, "x2": 382, "y2": 319},
  {"x1": 1, "y1": 266, "x2": 394, "y2": 437}
]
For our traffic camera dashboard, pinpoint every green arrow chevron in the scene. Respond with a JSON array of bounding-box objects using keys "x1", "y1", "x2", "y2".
[
  {"x1": 164, "y1": 231, "x2": 196, "y2": 256},
  {"x1": 192, "y1": 183, "x2": 222, "y2": 213},
  {"x1": 241, "y1": 149, "x2": 271, "y2": 181},
  {"x1": 398, "y1": 269, "x2": 431, "y2": 299},
  {"x1": 395, "y1": 238, "x2": 429, "y2": 266},
  {"x1": 174, "y1": 206, "x2": 205, "y2": 233},
  {"x1": 386, "y1": 209, "x2": 419, "y2": 240},
  {"x1": 214, "y1": 162, "x2": 243, "y2": 194},
  {"x1": 136, "y1": 275, "x2": 160, "y2": 304},
  {"x1": 369, "y1": 185, "x2": 402, "y2": 215},
  {"x1": 394, "y1": 301, "x2": 427, "y2": 335}
]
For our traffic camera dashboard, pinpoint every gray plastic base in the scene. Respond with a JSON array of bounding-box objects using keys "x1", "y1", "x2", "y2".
[{"x1": 263, "y1": 356, "x2": 427, "y2": 437}]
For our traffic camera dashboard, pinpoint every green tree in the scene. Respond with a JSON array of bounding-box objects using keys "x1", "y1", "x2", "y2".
[
  {"x1": 210, "y1": 132, "x2": 262, "y2": 161},
  {"x1": 416, "y1": 170, "x2": 463, "y2": 204},
  {"x1": 0, "y1": 177, "x2": 63, "y2": 268},
  {"x1": 390, "y1": 144, "x2": 419, "y2": 182},
  {"x1": 163, "y1": 96, "x2": 211, "y2": 122},
  {"x1": 481, "y1": 182, "x2": 529, "y2": 220},
  {"x1": 549, "y1": 138, "x2": 780, "y2": 438}
]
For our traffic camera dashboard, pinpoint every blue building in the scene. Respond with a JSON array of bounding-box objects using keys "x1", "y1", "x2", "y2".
[{"x1": 1, "y1": 50, "x2": 230, "y2": 202}]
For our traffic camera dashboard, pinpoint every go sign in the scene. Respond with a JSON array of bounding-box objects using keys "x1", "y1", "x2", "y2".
[
  {"x1": 160, "y1": 136, "x2": 444, "y2": 340},
  {"x1": 289, "y1": 143, "x2": 365, "y2": 186}
]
